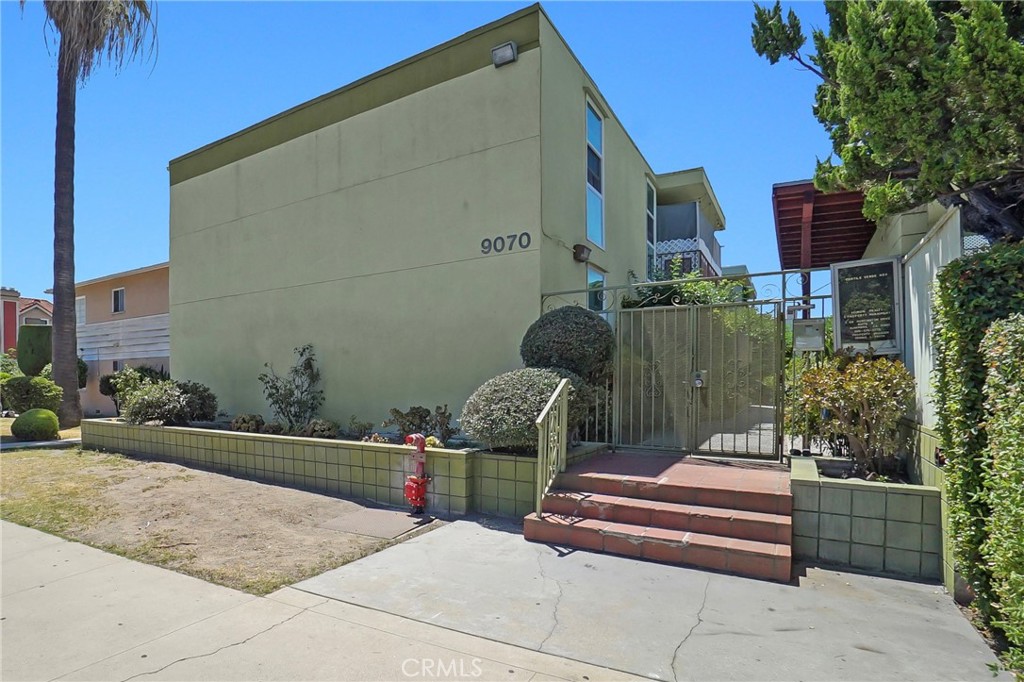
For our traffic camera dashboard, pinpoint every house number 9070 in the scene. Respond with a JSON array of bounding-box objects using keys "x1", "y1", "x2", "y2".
[{"x1": 481, "y1": 232, "x2": 531, "y2": 254}]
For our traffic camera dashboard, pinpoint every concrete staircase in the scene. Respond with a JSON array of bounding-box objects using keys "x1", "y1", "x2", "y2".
[{"x1": 523, "y1": 457, "x2": 792, "y2": 582}]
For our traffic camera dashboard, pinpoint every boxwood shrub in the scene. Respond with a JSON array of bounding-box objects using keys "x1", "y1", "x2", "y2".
[
  {"x1": 933, "y1": 242, "x2": 1024, "y2": 613},
  {"x1": 11, "y1": 408, "x2": 59, "y2": 441},
  {"x1": 121, "y1": 381, "x2": 189, "y2": 426},
  {"x1": 461, "y1": 367, "x2": 587, "y2": 453},
  {"x1": 520, "y1": 306, "x2": 614, "y2": 382},
  {"x1": 3, "y1": 376, "x2": 63, "y2": 414},
  {"x1": 980, "y1": 314, "x2": 1024, "y2": 671}
]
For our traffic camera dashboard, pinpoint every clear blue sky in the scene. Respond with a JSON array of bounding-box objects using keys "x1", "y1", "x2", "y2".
[{"x1": 2, "y1": 1, "x2": 831, "y2": 300}]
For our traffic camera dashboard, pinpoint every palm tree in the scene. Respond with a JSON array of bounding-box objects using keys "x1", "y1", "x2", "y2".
[{"x1": 27, "y1": 1, "x2": 155, "y2": 426}]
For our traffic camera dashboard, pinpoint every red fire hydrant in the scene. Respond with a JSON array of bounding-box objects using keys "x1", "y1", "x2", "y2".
[{"x1": 403, "y1": 433, "x2": 430, "y2": 515}]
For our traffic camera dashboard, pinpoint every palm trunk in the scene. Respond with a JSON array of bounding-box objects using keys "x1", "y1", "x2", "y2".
[{"x1": 53, "y1": 41, "x2": 82, "y2": 428}]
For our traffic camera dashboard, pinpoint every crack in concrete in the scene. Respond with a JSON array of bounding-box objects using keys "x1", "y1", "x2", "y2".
[
  {"x1": 119, "y1": 609, "x2": 306, "y2": 682},
  {"x1": 535, "y1": 548, "x2": 564, "y2": 652},
  {"x1": 670, "y1": 576, "x2": 711, "y2": 682}
]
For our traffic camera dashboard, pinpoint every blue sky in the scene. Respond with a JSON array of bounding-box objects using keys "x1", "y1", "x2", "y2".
[{"x1": 2, "y1": 1, "x2": 830, "y2": 299}]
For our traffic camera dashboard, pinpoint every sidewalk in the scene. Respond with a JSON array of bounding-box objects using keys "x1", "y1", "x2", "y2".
[{"x1": 0, "y1": 521, "x2": 636, "y2": 681}]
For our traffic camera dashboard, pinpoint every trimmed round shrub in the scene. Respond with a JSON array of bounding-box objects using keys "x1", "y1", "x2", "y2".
[
  {"x1": 121, "y1": 381, "x2": 189, "y2": 426},
  {"x1": 298, "y1": 418, "x2": 339, "y2": 439},
  {"x1": 461, "y1": 368, "x2": 587, "y2": 453},
  {"x1": 175, "y1": 380, "x2": 218, "y2": 422},
  {"x1": 3, "y1": 375, "x2": 63, "y2": 414},
  {"x1": 520, "y1": 306, "x2": 615, "y2": 382},
  {"x1": 16, "y1": 326, "x2": 51, "y2": 376},
  {"x1": 11, "y1": 408, "x2": 59, "y2": 441},
  {"x1": 230, "y1": 413, "x2": 265, "y2": 433},
  {"x1": 40, "y1": 359, "x2": 88, "y2": 389}
]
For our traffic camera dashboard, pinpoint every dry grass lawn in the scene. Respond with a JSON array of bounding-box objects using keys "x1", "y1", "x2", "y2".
[{"x1": 0, "y1": 448, "x2": 441, "y2": 594}]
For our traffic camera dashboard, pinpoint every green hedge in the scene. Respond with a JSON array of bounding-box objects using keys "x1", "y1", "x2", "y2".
[
  {"x1": 933, "y1": 242, "x2": 1024, "y2": 613},
  {"x1": 981, "y1": 314, "x2": 1024, "y2": 671},
  {"x1": 16, "y1": 326, "x2": 51, "y2": 376},
  {"x1": 3, "y1": 376, "x2": 63, "y2": 414}
]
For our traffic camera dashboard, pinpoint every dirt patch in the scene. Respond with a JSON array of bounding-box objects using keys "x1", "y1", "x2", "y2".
[{"x1": 1, "y1": 448, "x2": 442, "y2": 594}]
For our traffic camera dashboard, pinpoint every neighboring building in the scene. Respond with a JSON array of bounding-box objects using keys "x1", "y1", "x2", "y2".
[
  {"x1": 76, "y1": 263, "x2": 170, "y2": 416},
  {"x1": 169, "y1": 4, "x2": 727, "y2": 423},
  {"x1": 1, "y1": 287, "x2": 54, "y2": 354}
]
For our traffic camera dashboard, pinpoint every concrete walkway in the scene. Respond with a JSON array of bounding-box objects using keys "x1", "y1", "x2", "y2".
[
  {"x1": 0, "y1": 437, "x2": 80, "y2": 451},
  {"x1": 0, "y1": 521, "x2": 636, "y2": 681},
  {"x1": 296, "y1": 519, "x2": 1009, "y2": 682}
]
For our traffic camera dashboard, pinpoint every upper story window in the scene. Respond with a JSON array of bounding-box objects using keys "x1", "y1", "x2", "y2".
[
  {"x1": 75, "y1": 296, "x2": 86, "y2": 325},
  {"x1": 646, "y1": 181, "x2": 657, "y2": 278},
  {"x1": 112, "y1": 288, "x2": 125, "y2": 314},
  {"x1": 585, "y1": 101, "x2": 604, "y2": 249}
]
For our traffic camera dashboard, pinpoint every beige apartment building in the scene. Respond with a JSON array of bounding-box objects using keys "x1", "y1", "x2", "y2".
[
  {"x1": 76, "y1": 263, "x2": 169, "y2": 416},
  {"x1": 169, "y1": 4, "x2": 726, "y2": 423}
]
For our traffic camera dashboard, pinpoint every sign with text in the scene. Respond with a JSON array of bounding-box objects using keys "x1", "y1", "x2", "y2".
[{"x1": 830, "y1": 257, "x2": 902, "y2": 355}]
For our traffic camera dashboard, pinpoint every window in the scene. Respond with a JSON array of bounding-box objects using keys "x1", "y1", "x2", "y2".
[
  {"x1": 75, "y1": 296, "x2": 86, "y2": 325},
  {"x1": 646, "y1": 180, "x2": 657, "y2": 278},
  {"x1": 585, "y1": 101, "x2": 604, "y2": 248},
  {"x1": 112, "y1": 360, "x2": 123, "y2": 372},
  {"x1": 587, "y1": 266, "x2": 606, "y2": 313},
  {"x1": 112, "y1": 288, "x2": 125, "y2": 314}
]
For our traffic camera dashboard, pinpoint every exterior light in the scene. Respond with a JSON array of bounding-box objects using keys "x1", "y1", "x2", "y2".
[
  {"x1": 491, "y1": 41, "x2": 518, "y2": 68},
  {"x1": 572, "y1": 244, "x2": 592, "y2": 263}
]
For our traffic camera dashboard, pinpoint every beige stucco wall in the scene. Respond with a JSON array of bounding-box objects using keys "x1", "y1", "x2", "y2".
[
  {"x1": 77, "y1": 267, "x2": 169, "y2": 325},
  {"x1": 863, "y1": 205, "x2": 932, "y2": 260},
  {"x1": 538, "y1": 14, "x2": 650, "y2": 302},
  {"x1": 171, "y1": 48, "x2": 544, "y2": 424}
]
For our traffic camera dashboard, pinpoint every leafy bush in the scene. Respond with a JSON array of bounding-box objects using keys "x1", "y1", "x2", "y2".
[
  {"x1": 258, "y1": 344, "x2": 324, "y2": 431},
  {"x1": 2, "y1": 350, "x2": 22, "y2": 377},
  {"x1": 520, "y1": 306, "x2": 615, "y2": 382},
  {"x1": 346, "y1": 415, "x2": 374, "y2": 440},
  {"x1": 98, "y1": 374, "x2": 120, "y2": 414},
  {"x1": 382, "y1": 404, "x2": 460, "y2": 444},
  {"x1": 121, "y1": 381, "x2": 189, "y2": 426},
  {"x1": 230, "y1": 413, "x2": 265, "y2": 433},
  {"x1": 261, "y1": 421, "x2": 285, "y2": 435},
  {"x1": 362, "y1": 432, "x2": 391, "y2": 444},
  {"x1": 3, "y1": 376, "x2": 63, "y2": 414},
  {"x1": 796, "y1": 355, "x2": 914, "y2": 474},
  {"x1": 981, "y1": 314, "x2": 1024, "y2": 670},
  {"x1": 175, "y1": 380, "x2": 218, "y2": 422},
  {"x1": 461, "y1": 368, "x2": 588, "y2": 454},
  {"x1": 11, "y1": 408, "x2": 59, "y2": 441},
  {"x1": 623, "y1": 257, "x2": 747, "y2": 308},
  {"x1": 298, "y1": 418, "x2": 339, "y2": 439},
  {"x1": 0, "y1": 372, "x2": 11, "y2": 410},
  {"x1": 136, "y1": 365, "x2": 170, "y2": 383},
  {"x1": 16, "y1": 326, "x2": 51, "y2": 376},
  {"x1": 934, "y1": 243, "x2": 1024, "y2": 612},
  {"x1": 40, "y1": 358, "x2": 88, "y2": 389}
]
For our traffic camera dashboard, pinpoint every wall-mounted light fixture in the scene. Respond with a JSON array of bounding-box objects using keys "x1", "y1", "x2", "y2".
[
  {"x1": 572, "y1": 243, "x2": 592, "y2": 263},
  {"x1": 491, "y1": 41, "x2": 518, "y2": 68}
]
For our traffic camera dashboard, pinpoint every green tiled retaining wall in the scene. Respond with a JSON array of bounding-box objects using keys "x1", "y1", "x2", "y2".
[
  {"x1": 81, "y1": 420, "x2": 609, "y2": 519},
  {"x1": 904, "y1": 420, "x2": 954, "y2": 592},
  {"x1": 791, "y1": 458, "x2": 943, "y2": 581}
]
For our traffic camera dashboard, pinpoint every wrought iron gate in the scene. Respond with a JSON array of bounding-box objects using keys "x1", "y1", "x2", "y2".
[{"x1": 614, "y1": 300, "x2": 783, "y2": 457}]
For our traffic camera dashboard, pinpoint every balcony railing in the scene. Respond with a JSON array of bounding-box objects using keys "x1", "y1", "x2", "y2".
[{"x1": 655, "y1": 237, "x2": 722, "y2": 277}]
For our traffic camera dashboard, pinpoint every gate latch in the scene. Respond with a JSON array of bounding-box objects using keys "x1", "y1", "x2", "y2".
[{"x1": 693, "y1": 370, "x2": 708, "y2": 388}]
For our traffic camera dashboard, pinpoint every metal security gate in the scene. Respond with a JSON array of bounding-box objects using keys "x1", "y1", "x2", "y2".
[{"x1": 615, "y1": 300, "x2": 783, "y2": 458}]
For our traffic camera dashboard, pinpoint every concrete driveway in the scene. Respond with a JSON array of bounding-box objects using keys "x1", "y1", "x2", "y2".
[{"x1": 295, "y1": 518, "x2": 1008, "y2": 682}]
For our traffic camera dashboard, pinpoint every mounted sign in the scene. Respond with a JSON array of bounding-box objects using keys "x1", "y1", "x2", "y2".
[{"x1": 830, "y1": 257, "x2": 902, "y2": 355}]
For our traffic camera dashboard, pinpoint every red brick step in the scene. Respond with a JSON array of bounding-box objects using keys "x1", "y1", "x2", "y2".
[
  {"x1": 523, "y1": 513, "x2": 791, "y2": 582},
  {"x1": 542, "y1": 490, "x2": 791, "y2": 545}
]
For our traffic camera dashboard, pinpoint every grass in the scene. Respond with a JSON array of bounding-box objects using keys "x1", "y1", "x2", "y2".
[
  {"x1": 0, "y1": 448, "x2": 134, "y2": 535},
  {"x1": 0, "y1": 416, "x2": 82, "y2": 442}
]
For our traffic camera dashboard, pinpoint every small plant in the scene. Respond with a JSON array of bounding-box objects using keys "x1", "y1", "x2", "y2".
[
  {"x1": 11, "y1": 408, "x2": 60, "y2": 441},
  {"x1": 258, "y1": 344, "x2": 324, "y2": 432},
  {"x1": 121, "y1": 381, "x2": 189, "y2": 426},
  {"x1": 346, "y1": 415, "x2": 374, "y2": 440},
  {"x1": 298, "y1": 418, "x2": 339, "y2": 439},
  {"x1": 1, "y1": 350, "x2": 21, "y2": 377},
  {"x1": 425, "y1": 435, "x2": 443, "y2": 449},
  {"x1": 520, "y1": 306, "x2": 615, "y2": 382},
  {"x1": 461, "y1": 367, "x2": 587, "y2": 454},
  {"x1": 362, "y1": 432, "x2": 391, "y2": 444},
  {"x1": 3, "y1": 376, "x2": 63, "y2": 414},
  {"x1": 383, "y1": 406, "x2": 433, "y2": 440},
  {"x1": 261, "y1": 421, "x2": 285, "y2": 435},
  {"x1": 230, "y1": 413, "x2": 265, "y2": 433},
  {"x1": 175, "y1": 380, "x2": 218, "y2": 422},
  {"x1": 432, "y1": 404, "x2": 460, "y2": 445},
  {"x1": 110, "y1": 367, "x2": 147, "y2": 406}
]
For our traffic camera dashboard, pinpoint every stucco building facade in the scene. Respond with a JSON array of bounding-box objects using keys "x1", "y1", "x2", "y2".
[{"x1": 169, "y1": 5, "x2": 726, "y2": 423}]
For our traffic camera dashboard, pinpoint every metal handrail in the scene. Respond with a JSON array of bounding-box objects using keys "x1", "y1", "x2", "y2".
[{"x1": 535, "y1": 378, "x2": 570, "y2": 516}]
